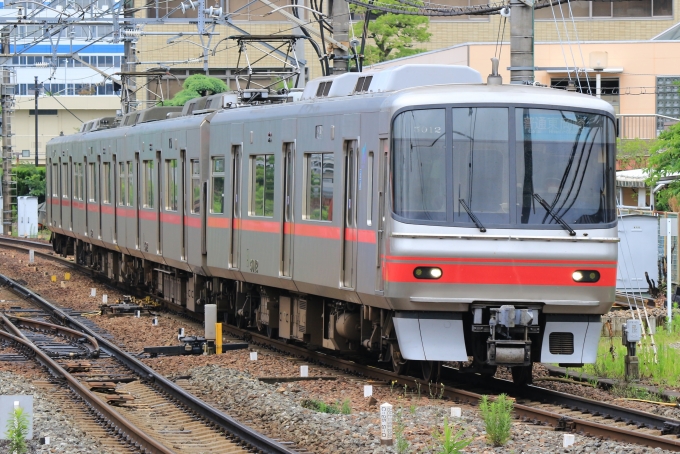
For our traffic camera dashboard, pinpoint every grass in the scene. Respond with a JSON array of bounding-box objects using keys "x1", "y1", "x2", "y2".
[
  {"x1": 301, "y1": 398, "x2": 352, "y2": 415},
  {"x1": 582, "y1": 314, "x2": 680, "y2": 387}
]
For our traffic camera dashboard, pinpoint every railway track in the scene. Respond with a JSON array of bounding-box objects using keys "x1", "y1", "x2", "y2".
[
  {"x1": 3, "y1": 237, "x2": 680, "y2": 451},
  {"x1": 0, "y1": 268, "x2": 297, "y2": 454}
]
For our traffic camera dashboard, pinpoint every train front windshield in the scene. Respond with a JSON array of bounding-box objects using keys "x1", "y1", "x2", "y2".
[{"x1": 392, "y1": 106, "x2": 616, "y2": 229}]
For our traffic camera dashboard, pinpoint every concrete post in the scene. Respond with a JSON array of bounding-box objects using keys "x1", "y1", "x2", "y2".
[
  {"x1": 509, "y1": 0, "x2": 534, "y2": 85},
  {"x1": 330, "y1": 0, "x2": 349, "y2": 74}
]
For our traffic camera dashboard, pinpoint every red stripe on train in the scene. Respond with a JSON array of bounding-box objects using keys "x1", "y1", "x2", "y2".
[
  {"x1": 238, "y1": 219, "x2": 279, "y2": 233},
  {"x1": 384, "y1": 255, "x2": 616, "y2": 266},
  {"x1": 139, "y1": 210, "x2": 156, "y2": 221},
  {"x1": 383, "y1": 262, "x2": 616, "y2": 286},
  {"x1": 185, "y1": 216, "x2": 201, "y2": 228},
  {"x1": 208, "y1": 216, "x2": 230, "y2": 228}
]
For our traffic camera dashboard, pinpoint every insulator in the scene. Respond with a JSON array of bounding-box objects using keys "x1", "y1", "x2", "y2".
[{"x1": 122, "y1": 29, "x2": 142, "y2": 37}]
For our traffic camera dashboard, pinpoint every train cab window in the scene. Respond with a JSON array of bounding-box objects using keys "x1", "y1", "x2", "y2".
[
  {"x1": 392, "y1": 109, "x2": 447, "y2": 221},
  {"x1": 127, "y1": 162, "x2": 134, "y2": 207},
  {"x1": 165, "y1": 159, "x2": 178, "y2": 211},
  {"x1": 191, "y1": 160, "x2": 200, "y2": 214},
  {"x1": 143, "y1": 160, "x2": 154, "y2": 208},
  {"x1": 118, "y1": 162, "x2": 126, "y2": 206},
  {"x1": 452, "y1": 107, "x2": 510, "y2": 225},
  {"x1": 62, "y1": 163, "x2": 69, "y2": 198},
  {"x1": 88, "y1": 163, "x2": 97, "y2": 202},
  {"x1": 102, "y1": 163, "x2": 111, "y2": 203},
  {"x1": 250, "y1": 154, "x2": 274, "y2": 217},
  {"x1": 515, "y1": 108, "x2": 616, "y2": 225},
  {"x1": 304, "y1": 153, "x2": 334, "y2": 221},
  {"x1": 211, "y1": 157, "x2": 225, "y2": 214}
]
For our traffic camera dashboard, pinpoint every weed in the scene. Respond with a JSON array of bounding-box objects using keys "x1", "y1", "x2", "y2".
[
  {"x1": 416, "y1": 381, "x2": 422, "y2": 400},
  {"x1": 588, "y1": 378, "x2": 599, "y2": 389},
  {"x1": 409, "y1": 401, "x2": 417, "y2": 415},
  {"x1": 390, "y1": 380, "x2": 398, "y2": 394},
  {"x1": 610, "y1": 383, "x2": 666, "y2": 403},
  {"x1": 438, "y1": 383, "x2": 445, "y2": 400},
  {"x1": 5, "y1": 405, "x2": 30, "y2": 454},
  {"x1": 479, "y1": 394, "x2": 513, "y2": 447},
  {"x1": 428, "y1": 381, "x2": 435, "y2": 399},
  {"x1": 301, "y1": 399, "x2": 340, "y2": 414},
  {"x1": 394, "y1": 408, "x2": 410, "y2": 454},
  {"x1": 403, "y1": 384, "x2": 409, "y2": 397},
  {"x1": 341, "y1": 399, "x2": 352, "y2": 415},
  {"x1": 431, "y1": 417, "x2": 472, "y2": 454}
]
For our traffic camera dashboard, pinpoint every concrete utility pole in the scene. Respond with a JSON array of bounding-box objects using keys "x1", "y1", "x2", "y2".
[
  {"x1": 1, "y1": 67, "x2": 12, "y2": 235},
  {"x1": 330, "y1": 0, "x2": 350, "y2": 74},
  {"x1": 34, "y1": 76, "x2": 39, "y2": 167},
  {"x1": 123, "y1": 0, "x2": 136, "y2": 114},
  {"x1": 509, "y1": 0, "x2": 534, "y2": 84}
]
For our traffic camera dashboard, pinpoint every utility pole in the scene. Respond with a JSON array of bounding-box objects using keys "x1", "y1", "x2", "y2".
[
  {"x1": 509, "y1": 0, "x2": 534, "y2": 85},
  {"x1": 330, "y1": 0, "x2": 350, "y2": 74},
  {"x1": 34, "y1": 76, "x2": 39, "y2": 167},
  {"x1": 122, "y1": 0, "x2": 136, "y2": 114},
  {"x1": 1, "y1": 67, "x2": 13, "y2": 235}
]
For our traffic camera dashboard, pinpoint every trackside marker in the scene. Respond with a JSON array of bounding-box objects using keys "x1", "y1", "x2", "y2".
[
  {"x1": 250, "y1": 352, "x2": 258, "y2": 361},
  {"x1": 29, "y1": 250, "x2": 34, "y2": 263},
  {"x1": 300, "y1": 365, "x2": 308, "y2": 377},
  {"x1": 102, "y1": 294, "x2": 108, "y2": 304},
  {"x1": 380, "y1": 403, "x2": 393, "y2": 446},
  {"x1": 364, "y1": 385, "x2": 373, "y2": 397},
  {"x1": 563, "y1": 434, "x2": 575, "y2": 448},
  {"x1": 90, "y1": 288, "x2": 96, "y2": 297},
  {"x1": 451, "y1": 407, "x2": 462, "y2": 418}
]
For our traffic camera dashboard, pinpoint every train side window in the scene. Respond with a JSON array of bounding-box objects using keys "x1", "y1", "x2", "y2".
[
  {"x1": 88, "y1": 163, "x2": 97, "y2": 202},
  {"x1": 127, "y1": 162, "x2": 134, "y2": 207},
  {"x1": 191, "y1": 159, "x2": 200, "y2": 214},
  {"x1": 73, "y1": 163, "x2": 83, "y2": 201},
  {"x1": 367, "y1": 152, "x2": 374, "y2": 226},
  {"x1": 102, "y1": 163, "x2": 111, "y2": 203},
  {"x1": 211, "y1": 157, "x2": 225, "y2": 214},
  {"x1": 143, "y1": 160, "x2": 154, "y2": 208},
  {"x1": 118, "y1": 162, "x2": 126, "y2": 206},
  {"x1": 304, "y1": 152, "x2": 334, "y2": 221},
  {"x1": 165, "y1": 159, "x2": 178, "y2": 211},
  {"x1": 62, "y1": 163, "x2": 69, "y2": 198},
  {"x1": 250, "y1": 154, "x2": 274, "y2": 217},
  {"x1": 52, "y1": 163, "x2": 59, "y2": 197}
]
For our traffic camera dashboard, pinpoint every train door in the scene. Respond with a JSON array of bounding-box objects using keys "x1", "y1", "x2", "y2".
[
  {"x1": 135, "y1": 152, "x2": 140, "y2": 249},
  {"x1": 112, "y1": 155, "x2": 118, "y2": 243},
  {"x1": 281, "y1": 142, "x2": 294, "y2": 277},
  {"x1": 230, "y1": 145, "x2": 242, "y2": 269},
  {"x1": 180, "y1": 149, "x2": 186, "y2": 260},
  {"x1": 375, "y1": 139, "x2": 388, "y2": 293},
  {"x1": 68, "y1": 156, "x2": 73, "y2": 231},
  {"x1": 98, "y1": 155, "x2": 102, "y2": 239},
  {"x1": 156, "y1": 151, "x2": 162, "y2": 254},
  {"x1": 342, "y1": 140, "x2": 358, "y2": 289}
]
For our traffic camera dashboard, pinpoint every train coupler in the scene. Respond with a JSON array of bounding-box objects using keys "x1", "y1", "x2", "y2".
[{"x1": 487, "y1": 340, "x2": 531, "y2": 366}]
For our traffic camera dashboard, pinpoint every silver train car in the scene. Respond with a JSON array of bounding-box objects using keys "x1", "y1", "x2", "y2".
[{"x1": 46, "y1": 65, "x2": 617, "y2": 383}]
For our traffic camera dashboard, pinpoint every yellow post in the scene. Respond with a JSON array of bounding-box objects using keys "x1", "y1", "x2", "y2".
[
  {"x1": 50, "y1": 275, "x2": 56, "y2": 282},
  {"x1": 216, "y1": 322, "x2": 222, "y2": 355},
  {"x1": 64, "y1": 272, "x2": 71, "y2": 281}
]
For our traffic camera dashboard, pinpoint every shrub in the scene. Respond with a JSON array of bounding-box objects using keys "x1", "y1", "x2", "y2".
[
  {"x1": 432, "y1": 417, "x2": 471, "y2": 454},
  {"x1": 302, "y1": 398, "x2": 353, "y2": 415},
  {"x1": 5, "y1": 406, "x2": 30, "y2": 454},
  {"x1": 394, "y1": 408, "x2": 410, "y2": 454},
  {"x1": 479, "y1": 394, "x2": 513, "y2": 446}
]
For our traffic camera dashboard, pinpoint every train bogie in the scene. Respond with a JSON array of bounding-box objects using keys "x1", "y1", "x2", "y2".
[{"x1": 47, "y1": 64, "x2": 618, "y2": 383}]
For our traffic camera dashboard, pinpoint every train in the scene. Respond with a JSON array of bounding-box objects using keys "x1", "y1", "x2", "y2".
[{"x1": 46, "y1": 64, "x2": 618, "y2": 384}]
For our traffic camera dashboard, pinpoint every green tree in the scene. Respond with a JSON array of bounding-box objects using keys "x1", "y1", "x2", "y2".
[
  {"x1": 646, "y1": 121, "x2": 680, "y2": 211},
  {"x1": 162, "y1": 74, "x2": 228, "y2": 107},
  {"x1": 352, "y1": 0, "x2": 431, "y2": 65}
]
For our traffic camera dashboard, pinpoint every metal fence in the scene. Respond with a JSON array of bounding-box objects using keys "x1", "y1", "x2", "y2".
[{"x1": 617, "y1": 114, "x2": 679, "y2": 140}]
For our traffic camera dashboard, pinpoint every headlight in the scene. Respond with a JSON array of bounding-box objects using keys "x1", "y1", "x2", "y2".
[
  {"x1": 414, "y1": 267, "x2": 443, "y2": 280},
  {"x1": 572, "y1": 270, "x2": 600, "y2": 283}
]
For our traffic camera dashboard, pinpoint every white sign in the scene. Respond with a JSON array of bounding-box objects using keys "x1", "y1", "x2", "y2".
[
  {"x1": 563, "y1": 434, "x2": 575, "y2": 448},
  {"x1": 364, "y1": 385, "x2": 373, "y2": 397},
  {"x1": 300, "y1": 365, "x2": 308, "y2": 377},
  {"x1": 152, "y1": 317, "x2": 158, "y2": 326},
  {"x1": 102, "y1": 294, "x2": 108, "y2": 304},
  {"x1": 451, "y1": 407, "x2": 462, "y2": 418},
  {"x1": 29, "y1": 250, "x2": 34, "y2": 263},
  {"x1": 90, "y1": 288, "x2": 96, "y2": 297},
  {"x1": 250, "y1": 352, "x2": 258, "y2": 361},
  {"x1": 380, "y1": 403, "x2": 393, "y2": 442}
]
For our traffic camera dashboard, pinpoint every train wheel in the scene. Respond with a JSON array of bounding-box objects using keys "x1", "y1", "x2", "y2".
[
  {"x1": 266, "y1": 325, "x2": 278, "y2": 339},
  {"x1": 390, "y1": 344, "x2": 408, "y2": 375},
  {"x1": 421, "y1": 360, "x2": 440, "y2": 383},
  {"x1": 511, "y1": 364, "x2": 533, "y2": 386}
]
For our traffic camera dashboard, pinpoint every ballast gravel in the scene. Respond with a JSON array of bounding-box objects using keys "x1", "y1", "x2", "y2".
[{"x1": 0, "y1": 370, "x2": 109, "y2": 454}]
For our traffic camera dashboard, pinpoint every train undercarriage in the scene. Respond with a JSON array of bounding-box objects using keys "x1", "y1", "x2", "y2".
[{"x1": 59, "y1": 234, "x2": 542, "y2": 384}]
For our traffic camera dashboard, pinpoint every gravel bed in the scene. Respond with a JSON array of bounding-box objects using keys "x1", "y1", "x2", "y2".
[{"x1": 0, "y1": 367, "x2": 110, "y2": 453}]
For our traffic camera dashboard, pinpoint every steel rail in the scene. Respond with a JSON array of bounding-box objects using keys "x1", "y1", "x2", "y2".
[
  {"x1": 0, "y1": 271, "x2": 296, "y2": 454},
  {"x1": 1, "y1": 313, "x2": 100, "y2": 357},
  {"x1": 222, "y1": 324, "x2": 680, "y2": 451},
  {"x1": 0, "y1": 318, "x2": 174, "y2": 454}
]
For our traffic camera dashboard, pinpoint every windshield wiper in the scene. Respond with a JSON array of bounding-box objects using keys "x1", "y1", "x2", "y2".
[
  {"x1": 458, "y1": 199, "x2": 486, "y2": 232},
  {"x1": 533, "y1": 194, "x2": 576, "y2": 236}
]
